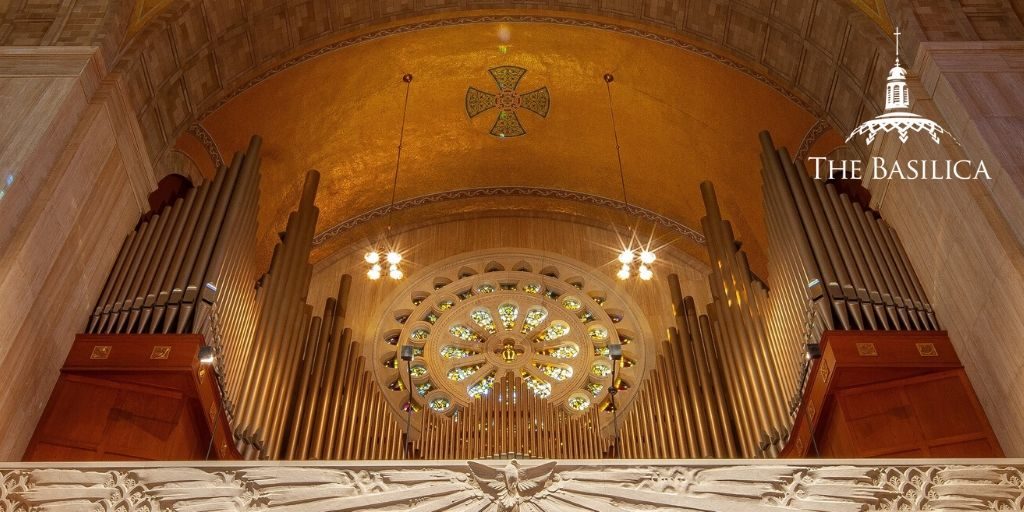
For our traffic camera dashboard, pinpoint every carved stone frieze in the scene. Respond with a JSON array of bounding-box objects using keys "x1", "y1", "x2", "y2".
[{"x1": 3, "y1": 460, "x2": 1024, "y2": 511}]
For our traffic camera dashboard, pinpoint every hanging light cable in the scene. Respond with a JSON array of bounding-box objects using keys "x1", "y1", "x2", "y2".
[
  {"x1": 604, "y1": 73, "x2": 655, "y2": 281},
  {"x1": 366, "y1": 74, "x2": 413, "y2": 280}
]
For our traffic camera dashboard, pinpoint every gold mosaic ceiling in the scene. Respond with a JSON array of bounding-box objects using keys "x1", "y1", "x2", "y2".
[{"x1": 186, "y1": 22, "x2": 834, "y2": 273}]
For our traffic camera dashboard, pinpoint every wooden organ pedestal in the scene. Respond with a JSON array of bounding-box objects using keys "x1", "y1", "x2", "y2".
[
  {"x1": 25, "y1": 335, "x2": 239, "y2": 461},
  {"x1": 782, "y1": 331, "x2": 1002, "y2": 458}
]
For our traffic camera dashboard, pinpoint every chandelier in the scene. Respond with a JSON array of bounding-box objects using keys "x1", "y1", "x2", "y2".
[
  {"x1": 616, "y1": 246, "x2": 656, "y2": 281},
  {"x1": 366, "y1": 74, "x2": 413, "y2": 281},
  {"x1": 604, "y1": 73, "x2": 656, "y2": 281},
  {"x1": 364, "y1": 249, "x2": 403, "y2": 280}
]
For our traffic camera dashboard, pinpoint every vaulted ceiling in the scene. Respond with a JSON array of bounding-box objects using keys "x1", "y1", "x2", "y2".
[
  {"x1": 177, "y1": 21, "x2": 846, "y2": 272},
  {"x1": 113, "y1": 0, "x2": 899, "y2": 272}
]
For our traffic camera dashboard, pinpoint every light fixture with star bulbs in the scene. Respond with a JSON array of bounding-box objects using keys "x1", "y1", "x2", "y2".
[
  {"x1": 365, "y1": 74, "x2": 413, "y2": 281},
  {"x1": 604, "y1": 73, "x2": 656, "y2": 282}
]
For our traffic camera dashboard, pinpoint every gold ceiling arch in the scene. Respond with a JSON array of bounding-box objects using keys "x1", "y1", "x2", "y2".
[
  {"x1": 105, "y1": 3, "x2": 891, "y2": 276},
  {"x1": 180, "y1": 19, "x2": 845, "y2": 272}
]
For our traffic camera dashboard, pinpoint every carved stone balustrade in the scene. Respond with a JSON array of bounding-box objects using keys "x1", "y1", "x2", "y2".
[{"x1": 2, "y1": 459, "x2": 1024, "y2": 511}]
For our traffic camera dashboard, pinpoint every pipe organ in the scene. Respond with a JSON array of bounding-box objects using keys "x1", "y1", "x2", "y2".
[
  {"x1": 692, "y1": 132, "x2": 947, "y2": 457},
  {"x1": 283, "y1": 275, "x2": 406, "y2": 461},
  {"x1": 615, "y1": 132, "x2": 969, "y2": 459},
  {"x1": 72, "y1": 137, "x2": 404, "y2": 461},
  {"x1": 31, "y1": 131, "x2": 997, "y2": 462}
]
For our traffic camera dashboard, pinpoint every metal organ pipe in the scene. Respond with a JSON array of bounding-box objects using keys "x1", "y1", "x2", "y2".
[
  {"x1": 687, "y1": 132, "x2": 940, "y2": 457},
  {"x1": 81, "y1": 131, "x2": 945, "y2": 462},
  {"x1": 82, "y1": 137, "x2": 406, "y2": 461}
]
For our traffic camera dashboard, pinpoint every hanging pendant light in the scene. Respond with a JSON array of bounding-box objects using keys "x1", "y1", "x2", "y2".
[
  {"x1": 605, "y1": 73, "x2": 656, "y2": 282},
  {"x1": 366, "y1": 74, "x2": 413, "y2": 281}
]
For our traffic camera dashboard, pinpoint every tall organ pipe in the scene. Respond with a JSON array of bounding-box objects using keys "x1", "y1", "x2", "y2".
[{"x1": 689, "y1": 132, "x2": 942, "y2": 458}]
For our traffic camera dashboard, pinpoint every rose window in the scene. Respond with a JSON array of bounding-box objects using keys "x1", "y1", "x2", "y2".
[{"x1": 373, "y1": 255, "x2": 646, "y2": 419}]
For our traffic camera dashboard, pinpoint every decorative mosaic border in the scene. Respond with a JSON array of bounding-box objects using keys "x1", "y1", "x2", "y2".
[
  {"x1": 311, "y1": 186, "x2": 706, "y2": 247},
  {"x1": 185, "y1": 122, "x2": 225, "y2": 169},
  {"x1": 795, "y1": 118, "x2": 832, "y2": 161},
  {"x1": 197, "y1": 14, "x2": 823, "y2": 122}
]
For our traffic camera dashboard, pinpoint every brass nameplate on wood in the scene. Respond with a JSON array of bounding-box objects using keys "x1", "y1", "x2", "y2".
[
  {"x1": 856, "y1": 343, "x2": 878, "y2": 356},
  {"x1": 916, "y1": 343, "x2": 939, "y2": 357},
  {"x1": 90, "y1": 346, "x2": 111, "y2": 360},
  {"x1": 150, "y1": 346, "x2": 172, "y2": 360}
]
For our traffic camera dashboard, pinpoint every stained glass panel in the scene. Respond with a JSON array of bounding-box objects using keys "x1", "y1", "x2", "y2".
[
  {"x1": 470, "y1": 308, "x2": 497, "y2": 334},
  {"x1": 440, "y1": 345, "x2": 475, "y2": 359},
  {"x1": 448, "y1": 364, "x2": 482, "y2": 382},
  {"x1": 535, "y1": 321, "x2": 570, "y2": 342},
  {"x1": 591, "y1": 361, "x2": 612, "y2": 378},
  {"x1": 429, "y1": 397, "x2": 451, "y2": 412},
  {"x1": 540, "y1": 343, "x2": 579, "y2": 359},
  {"x1": 522, "y1": 371, "x2": 552, "y2": 399},
  {"x1": 467, "y1": 372, "x2": 496, "y2": 398},
  {"x1": 520, "y1": 307, "x2": 548, "y2": 334},
  {"x1": 568, "y1": 395, "x2": 591, "y2": 411},
  {"x1": 534, "y1": 363, "x2": 573, "y2": 381},
  {"x1": 450, "y1": 325, "x2": 482, "y2": 343},
  {"x1": 498, "y1": 303, "x2": 518, "y2": 330}
]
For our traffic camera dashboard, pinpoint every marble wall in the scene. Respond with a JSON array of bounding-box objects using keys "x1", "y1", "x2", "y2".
[
  {"x1": 0, "y1": 48, "x2": 155, "y2": 460},
  {"x1": 864, "y1": 42, "x2": 1024, "y2": 456}
]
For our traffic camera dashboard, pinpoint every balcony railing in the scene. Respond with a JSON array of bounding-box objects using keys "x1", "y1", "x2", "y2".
[{"x1": 2, "y1": 458, "x2": 1023, "y2": 511}]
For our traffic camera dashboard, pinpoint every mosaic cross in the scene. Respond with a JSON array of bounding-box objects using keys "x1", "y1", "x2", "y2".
[{"x1": 465, "y1": 66, "x2": 550, "y2": 137}]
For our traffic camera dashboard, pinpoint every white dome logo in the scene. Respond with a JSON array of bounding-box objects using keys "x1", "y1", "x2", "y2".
[{"x1": 846, "y1": 28, "x2": 956, "y2": 145}]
